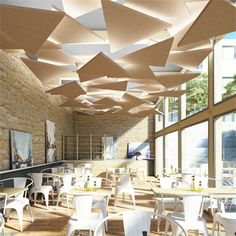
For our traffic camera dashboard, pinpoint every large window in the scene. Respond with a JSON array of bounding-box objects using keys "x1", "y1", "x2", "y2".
[
  {"x1": 215, "y1": 111, "x2": 236, "y2": 187},
  {"x1": 214, "y1": 32, "x2": 236, "y2": 103},
  {"x1": 165, "y1": 132, "x2": 178, "y2": 173},
  {"x1": 181, "y1": 121, "x2": 208, "y2": 173},
  {"x1": 166, "y1": 97, "x2": 178, "y2": 127},
  {"x1": 155, "y1": 137, "x2": 163, "y2": 175},
  {"x1": 155, "y1": 99, "x2": 164, "y2": 132},
  {"x1": 181, "y1": 58, "x2": 208, "y2": 119}
]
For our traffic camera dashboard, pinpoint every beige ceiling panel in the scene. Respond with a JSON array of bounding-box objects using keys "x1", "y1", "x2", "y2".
[
  {"x1": 21, "y1": 58, "x2": 73, "y2": 82},
  {"x1": 101, "y1": 0, "x2": 171, "y2": 52},
  {"x1": 125, "y1": 78, "x2": 161, "y2": 86},
  {"x1": 77, "y1": 52, "x2": 129, "y2": 82},
  {"x1": 62, "y1": 0, "x2": 101, "y2": 18},
  {"x1": 60, "y1": 99, "x2": 89, "y2": 108},
  {"x1": 178, "y1": 1, "x2": 236, "y2": 47},
  {"x1": 156, "y1": 72, "x2": 200, "y2": 89},
  {"x1": 81, "y1": 77, "x2": 118, "y2": 86},
  {"x1": 49, "y1": 7, "x2": 103, "y2": 44},
  {"x1": 0, "y1": 4, "x2": 64, "y2": 55},
  {"x1": 121, "y1": 37, "x2": 174, "y2": 66},
  {"x1": 125, "y1": 64, "x2": 156, "y2": 79},
  {"x1": 168, "y1": 48, "x2": 212, "y2": 70},
  {"x1": 133, "y1": 109, "x2": 162, "y2": 117},
  {"x1": 131, "y1": 84, "x2": 164, "y2": 92},
  {"x1": 92, "y1": 97, "x2": 120, "y2": 109},
  {"x1": 112, "y1": 109, "x2": 131, "y2": 116},
  {"x1": 171, "y1": 22, "x2": 212, "y2": 51},
  {"x1": 119, "y1": 93, "x2": 146, "y2": 110},
  {"x1": 89, "y1": 81, "x2": 127, "y2": 91},
  {"x1": 0, "y1": 30, "x2": 18, "y2": 49},
  {"x1": 46, "y1": 81, "x2": 86, "y2": 99},
  {"x1": 150, "y1": 90, "x2": 186, "y2": 97},
  {"x1": 124, "y1": 0, "x2": 190, "y2": 24},
  {"x1": 37, "y1": 49, "x2": 79, "y2": 65},
  {"x1": 40, "y1": 40, "x2": 62, "y2": 50}
]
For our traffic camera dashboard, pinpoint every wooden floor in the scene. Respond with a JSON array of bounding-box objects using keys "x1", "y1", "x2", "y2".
[{"x1": 3, "y1": 179, "x2": 225, "y2": 236}]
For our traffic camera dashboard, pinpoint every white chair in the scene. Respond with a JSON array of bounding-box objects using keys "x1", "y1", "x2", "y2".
[
  {"x1": 213, "y1": 212, "x2": 236, "y2": 236},
  {"x1": 0, "y1": 193, "x2": 7, "y2": 234},
  {"x1": 56, "y1": 174, "x2": 73, "y2": 214},
  {"x1": 66, "y1": 195, "x2": 103, "y2": 236},
  {"x1": 167, "y1": 195, "x2": 208, "y2": 236},
  {"x1": 91, "y1": 178, "x2": 112, "y2": 231},
  {"x1": 114, "y1": 173, "x2": 135, "y2": 209},
  {"x1": 94, "y1": 210, "x2": 188, "y2": 236},
  {"x1": 0, "y1": 178, "x2": 34, "y2": 232},
  {"x1": 29, "y1": 173, "x2": 54, "y2": 209}
]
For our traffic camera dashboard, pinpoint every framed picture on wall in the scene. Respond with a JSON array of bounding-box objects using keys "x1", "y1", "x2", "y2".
[
  {"x1": 128, "y1": 142, "x2": 150, "y2": 160},
  {"x1": 10, "y1": 129, "x2": 33, "y2": 169},
  {"x1": 45, "y1": 120, "x2": 57, "y2": 163}
]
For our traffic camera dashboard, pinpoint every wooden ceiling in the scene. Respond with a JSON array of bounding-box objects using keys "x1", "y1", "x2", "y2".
[{"x1": 1, "y1": 0, "x2": 235, "y2": 117}]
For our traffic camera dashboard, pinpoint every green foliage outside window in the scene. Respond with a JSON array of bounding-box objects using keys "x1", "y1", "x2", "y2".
[
  {"x1": 222, "y1": 74, "x2": 236, "y2": 100},
  {"x1": 186, "y1": 73, "x2": 208, "y2": 116}
]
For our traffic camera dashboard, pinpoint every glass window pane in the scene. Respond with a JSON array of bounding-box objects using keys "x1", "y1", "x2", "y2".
[
  {"x1": 181, "y1": 58, "x2": 208, "y2": 119},
  {"x1": 182, "y1": 121, "x2": 208, "y2": 174},
  {"x1": 166, "y1": 97, "x2": 178, "y2": 127},
  {"x1": 165, "y1": 131, "x2": 178, "y2": 173},
  {"x1": 155, "y1": 99, "x2": 164, "y2": 132},
  {"x1": 215, "y1": 111, "x2": 236, "y2": 187},
  {"x1": 155, "y1": 137, "x2": 163, "y2": 175},
  {"x1": 214, "y1": 31, "x2": 236, "y2": 103}
]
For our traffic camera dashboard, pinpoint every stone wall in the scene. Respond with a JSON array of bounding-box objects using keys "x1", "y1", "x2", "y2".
[
  {"x1": 73, "y1": 112, "x2": 155, "y2": 159},
  {"x1": 0, "y1": 51, "x2": 74, "y2": 171}
]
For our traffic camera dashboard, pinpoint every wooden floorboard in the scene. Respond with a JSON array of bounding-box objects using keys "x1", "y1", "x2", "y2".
[{"x1": 3, "y1": 179, "x2": 225, "y2": 236}]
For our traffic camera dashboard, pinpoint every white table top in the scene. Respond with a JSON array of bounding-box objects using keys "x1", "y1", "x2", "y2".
[
  {"x1": 152, "y1": 187, "x2": 236, "y2": 197},
  {"x1": 67, "y1": 187, "x2": 112, "y2": 196}
]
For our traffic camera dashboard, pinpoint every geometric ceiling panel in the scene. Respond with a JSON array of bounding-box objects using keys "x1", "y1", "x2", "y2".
[
  {"x1": 101, "y1": 0, "x2": 171, "y2": 52},
  {"x1": 125, "y1": 64, "x2": 156, "y2": 79},
  {"x1": 62, "y1": 0, "x2": 102, "y2": 18},
  {"x1": 156, "y1": 72, "x2": 200, "y2": 89},
  {"x1": 121, "y1": 37, "x2": 174, "y2": 66},
  {"x1": 37, "y1": 49, "x2": 79, "y2": 65},
  {"x1": 119, "y1": 93, "x2": 146, "y2": 110},
  {"x1": 49, "y1": 7, "x2": 103, "y2": 44},
  {"x1": 92, "y1": 97, "x2": 120, "y2": 109},
  {"x1": 130, "y1": 83, "x2": 164, "y2": 92},
  {"x1": 0, "y1": 4, "x2": 64, "y2": 55},
  {"x1": 171, "y1": 22, "x2": 212, "y2": 51},
  {"x1": 178, "y1": 0, "x2": 236, "y2": 47},
  {"x1": 21, "y1": 58, "x2": 73, "y2": 83},
  {"x1": 46, "y1": 81, "x2": 86, "y2": 99},
  {"x1": 89, "y1": 81, "x2": 128, "y2": 91},
  {"x1": 77, "y1": 52, "x2": 128, "y2": 82},
  {"x1": 133, "y1": 108, "x2": 162, "y2": 117},
  {"x1": 168, "y1": 48, "x2": 212, "y2": 70},
  {"x1": 149, "y1": 90, "x2": 186, "y2": 97},
  {"x1": 124, "y1": 0, "x2": 190, "y2": 24},
  {"x1": 40, "y1": 40, "x2": 62, "y2": 50},
  {"x1": 60, "y1": 99, "x2": 89, "y2": 108}
]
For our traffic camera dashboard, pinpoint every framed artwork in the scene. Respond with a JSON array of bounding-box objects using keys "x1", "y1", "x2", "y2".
[
  {"x1": 45, "y1": 120, "x2": 56, "y2": 163},
  {"x1": 128, "y1": 142, "x2": 150, "y2": 160},
  {"x1": 10, "y1": 129, "x2": 33, "y2": 169},
  {"x1": 102, "y1": 136, "x2": 117, "y2": 159}
]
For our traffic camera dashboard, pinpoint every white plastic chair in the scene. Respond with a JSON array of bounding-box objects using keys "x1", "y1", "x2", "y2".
[
  {"x1": 91, "y1": 178, "x2": 112, "y2": 231},
  {"x1": 66, "y1": 195, "x2": 103, "y2": 236},
  {"x1": 94, "y1": 210, "x2": 188, "y2": 236},
  {"x1": 0, "y1": 178, "x2": 34, "y2": 232},
  {"x1": 56, "y1": 174, "x2": 73, "y2": 214},
  {"x1": 29, "y1": 173, "x2": 54, "y2": 209},
  {"x1": 213, "y1": 212, "x2": 236, "y2": 236},
  {"x1": 0, "y1": 193, "x2": 7, "y2": 234},
  {"x1": 114, "y1": 173, "x2": 135, "y2": 208},
  {"x1": 57, "y1": 173, "x2": 72, "y2": 214},
  {"x1": 167, "y1": 195, "x2": 208, "y2": 236}
]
